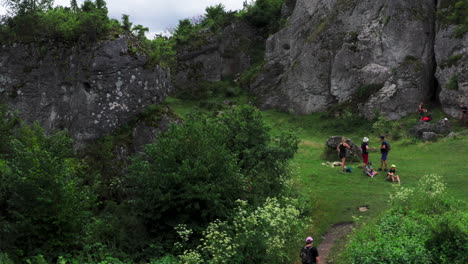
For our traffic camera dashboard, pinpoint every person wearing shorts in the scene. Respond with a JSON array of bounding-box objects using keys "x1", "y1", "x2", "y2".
[
  {"x1": 378, "y1": 136, "x2": 389, "y2": 171},
  {"x1": 361, "y1": 137, "x2": 369, "y2": 168},
  {"x1": 337, "y1": 137, "x2": 351, "y2": 172}
]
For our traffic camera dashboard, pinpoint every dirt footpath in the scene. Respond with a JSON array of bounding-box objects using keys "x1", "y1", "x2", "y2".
[{"x1": 318, "y1": 223, "x2": 354, "y2": 263}]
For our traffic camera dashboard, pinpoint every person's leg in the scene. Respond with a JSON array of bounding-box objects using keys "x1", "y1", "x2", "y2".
[
  {"x1": 341, "y1": 157, "x2": 346, "y2": 171},
  {"x1": 379, "y1": 155, "x2": 384, "y2": 170}
]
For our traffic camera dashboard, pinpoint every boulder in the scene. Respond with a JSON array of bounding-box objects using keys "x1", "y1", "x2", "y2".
[
  {"x1": 325, "y1": 136, "x2": 361, "y2": 161},
  {"x1": 433, "y1": 119, "x2": 451, "y2": 134},
  {"x1": 409, "y1": 121, "x2": 434, "y2": 138},
  {"x1": 422, "y1": 132, "x2": 438, "y2": 142}
]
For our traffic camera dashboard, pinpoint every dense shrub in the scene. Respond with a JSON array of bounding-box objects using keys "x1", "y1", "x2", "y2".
[
  {"x1": 438, "y1": 0, "x2": 468, "y2": 37},
  {"x1": 344, "y1": 174, "x2": 467, "y2": 264},
  {"x1": 0, "y1": 0, "x2": 120, "y2": 44},
  {"x1": 178, "y1": 198, "x2": 303, "y2": 264},
  {"x1": 0, "y1": 122, "x2": 93, "y2": 260},
  {"x1": 124, "y1": 105, "x2": 298, "y2": 255},
  {"x1": 240, "y1": 0, "x2": 285, "y2": 33}
]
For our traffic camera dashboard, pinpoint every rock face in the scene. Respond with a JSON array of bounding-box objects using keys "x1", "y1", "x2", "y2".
[
  {"x1": 0, "y1": 37, "x2": 172, "y2": 147},
  {"x1": 435, "y1": 2, "x2": 468, "y2": 118},
  {"x1": 174, "y1": 21, "x2": 259, "y2": 89},
  {"x1": 251, "y1": 0, "x2": 438, "y2": 119}
]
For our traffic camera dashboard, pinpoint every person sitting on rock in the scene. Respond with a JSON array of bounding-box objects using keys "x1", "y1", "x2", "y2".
[
  {"x1": 364, "y1": 162, "x2": 378, "y2": 178},
  {"x1": 418, "y1": 102, "x2": 427, "y2": 120},
  {"x1": 386, "y1": 164, "x2": 400, "y2": 184}
]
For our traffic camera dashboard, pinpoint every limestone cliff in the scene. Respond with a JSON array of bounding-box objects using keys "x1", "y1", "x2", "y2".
[
  {"x1": 0, "y1": 36, "x2": 172, "y2": 146},
  {"x1": 251, "y1": 0, "x2": 439, "y2": 119}
]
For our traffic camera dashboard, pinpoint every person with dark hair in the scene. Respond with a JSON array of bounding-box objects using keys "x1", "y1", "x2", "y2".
[
  {"x1": 378, "y1": 136, "x2": 390, "y2": 171},
  {"x1": 337, "y1": 137, "x2": 351, "y2": 172},
  {"x1": 364, "y1": 162, "x2": 378, "y2": 178},
  {"x1": 361, "y1": 137, "x2": 370, "y2": 168},
  {"x1": 300, "y1": 237, "x2": 320, "y2": 264},
  {"x1": 461, "y1": 103, "x2": 467, "y2": 126}
]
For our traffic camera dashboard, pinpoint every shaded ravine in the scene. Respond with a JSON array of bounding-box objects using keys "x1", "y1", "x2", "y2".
[{"x1": 318, "y1": 223, "x2": 355, "y2": 264}]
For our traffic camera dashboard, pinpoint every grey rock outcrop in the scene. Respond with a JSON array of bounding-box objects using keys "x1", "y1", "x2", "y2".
[
  {"x1": 0, "y1": 36, "x2": 172, "y2": 147},
  {"x1": 174, "y1": 21, "x2": 259, "y2": 89},
  {"x1": 409, "y1": 119, "x2": 451, "y2": 138},
  {"x1": 422, "y1": 131, "x2": 438, "y2": 141},
  {"x1": 325, "y1": 136, "x2": 361, "y2": 161},
  {"x1": 435, "y1": 3, "x2": 468, "y2": 118},
  {"x1": 251, "y1": 0, "x2": 437, "y2": 119}
]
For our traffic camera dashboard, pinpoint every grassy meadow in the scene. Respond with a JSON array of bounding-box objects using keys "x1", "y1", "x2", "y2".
[{"x1": 164, "y1": 96, "x2": 468, "y2": 261}]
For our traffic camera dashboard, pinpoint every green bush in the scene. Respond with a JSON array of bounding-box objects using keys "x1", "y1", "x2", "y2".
[
  {"x1": 178, "y1": 198, "x2": 303, "y2": 264},
  {"x1": 344, "y1": 174, "x2": 467, "y2": 264},
  {"x1": 0, "y1": 122, "x2": 93, "y2": 260},
  {"x1": 447, "y1": 74, "x2": 459, "y2": 90}
]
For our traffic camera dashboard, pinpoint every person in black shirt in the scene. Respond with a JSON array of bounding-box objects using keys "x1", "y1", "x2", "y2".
[
  {"x1": 300, "y1": 237, "x2": 320, "y2": 264},
  {"x1": 378, "y1": 136, "x2": 390, "y2": 171},
  {"x1": 361, "y1": 137, "x2": 369, "y2": 168},
  {"x1": 461, "y1": 103, "x2": 467, "y2": 126},
  {"x1": 386, "y1": 164, "x2": 400, "y2": 183},
  {"x1": 337, "y1": 137, "x2": 351, "y2": 172}
]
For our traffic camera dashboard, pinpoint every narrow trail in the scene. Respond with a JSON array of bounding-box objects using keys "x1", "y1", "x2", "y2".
[{"x1": 318, "y1": 223, "x2": 354, "y2": 264}]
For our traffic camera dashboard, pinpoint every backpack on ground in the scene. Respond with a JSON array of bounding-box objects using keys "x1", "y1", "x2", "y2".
[{"x1": 300, "y1": 246, "x2": 312, "y2": 264}]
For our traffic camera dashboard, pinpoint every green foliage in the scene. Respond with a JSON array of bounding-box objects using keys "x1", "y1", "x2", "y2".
[
  {"x1": 0, "y1": 0, "x2": 120, "y2": 44},
  {"x1": 0, "y1": 121, "x2": 93, "y2": 260},
  {"x1": 372, "y1": 115, "x2": 403, "y2": 139},
  {"x1": 241, "y1": 0, "x2": 284, "y2": 33},
  {"x1": 447, "y1": 74, "x2": 459, "y2": 90},
  {"x1": 124, "y1": 105, "x2": 297, "y2": 254},
  {"x1": 344, "y1": 174, "x2": 467, "y2": 264},
  {"x1": 2, "y1": 0, "x2": 53, "y2": 15},
  {"x1": 437, "y1": 0, "x2": 468, "y2": 37},
  {"x1": 178, "y1": 197, "x2": 303, "y2": 264},
  {"x1": 354, "y1": 84, "x2": 383, "y2": 102},
  {"x1": 441, "y1": 54, "x2": 463, "y2": 68},
  {"x1": 125, "y1": 115, "x2": 245, "y2": 247}
]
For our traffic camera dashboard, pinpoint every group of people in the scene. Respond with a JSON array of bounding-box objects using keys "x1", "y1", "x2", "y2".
[
  {"x1": 336, "y1": 135, "x2": 400, "y2": 183},
  {"x1": 419, "y1": 102, "x2": 467, "y2": 125}
]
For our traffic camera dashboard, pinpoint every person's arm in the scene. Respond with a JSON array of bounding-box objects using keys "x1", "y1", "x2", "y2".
[
  {"x1": 381, "y1": 143, "x2": 386, "y2": 150},
  {"x1": 316, "y1": 256, "x2": 321, "y2": 264},
  {"x1": 337, "y1": 144, "x2": 340, "y2": 152},
  {"x1": 345, "y1": 143, "x2": 351, "y2": 149}
]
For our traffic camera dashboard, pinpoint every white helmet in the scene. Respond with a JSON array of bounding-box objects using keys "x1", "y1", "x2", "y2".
[{"x1": 363, "y1": 137, "x2": 369, "y2": 142}]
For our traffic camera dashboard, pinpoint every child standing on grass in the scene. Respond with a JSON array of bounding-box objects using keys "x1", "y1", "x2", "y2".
[{"x1": 386, "y1": 164, "x2": 400, "y2": 184}]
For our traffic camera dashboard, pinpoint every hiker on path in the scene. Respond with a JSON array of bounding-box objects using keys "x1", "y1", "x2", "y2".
[
  {"x1": 418, "y1": 102, "x2": 427, "y2": 120},
  {"x1": 461, "y1": 103, "x2": 467, "y2": 125},
  {"x1": 337, "y1": 137, "x2": 351, "y2": 172},
  {"x1": 378, "y1": 136, "x2": 390, "y2": 171},
  {"x1": 361, "y1": 137, "x2": 370, "y2": 168},
  {"x1": 300, "y1": 237, "x2": 320, "y2": 264}
]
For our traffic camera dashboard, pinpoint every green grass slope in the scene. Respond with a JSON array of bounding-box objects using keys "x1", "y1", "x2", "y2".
[{"x1": 164, "y1": 96, "x2": 468, "y2": 262}]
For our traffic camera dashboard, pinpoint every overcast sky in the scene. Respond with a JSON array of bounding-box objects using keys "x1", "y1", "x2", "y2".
[{"x1": 0, "y1": 0, "x2": 246, "y2": 37}]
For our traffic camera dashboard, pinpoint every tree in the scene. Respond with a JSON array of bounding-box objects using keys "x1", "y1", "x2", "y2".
[
  {"x1": 2, "y1": 0, "x2": 54, "y2": 15},
  {"x1": 70, "y1": 0, "x2": 78, "y2": 12},
  {"x1": 0, "y1": 122, "x2": 93, "y2": 259},
  {"x1": 121, "y1": 14, "x2": 132, "y2": 32},
  {"x1": 132, "y1": 24, "x2": 148, "y2": 40}
]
